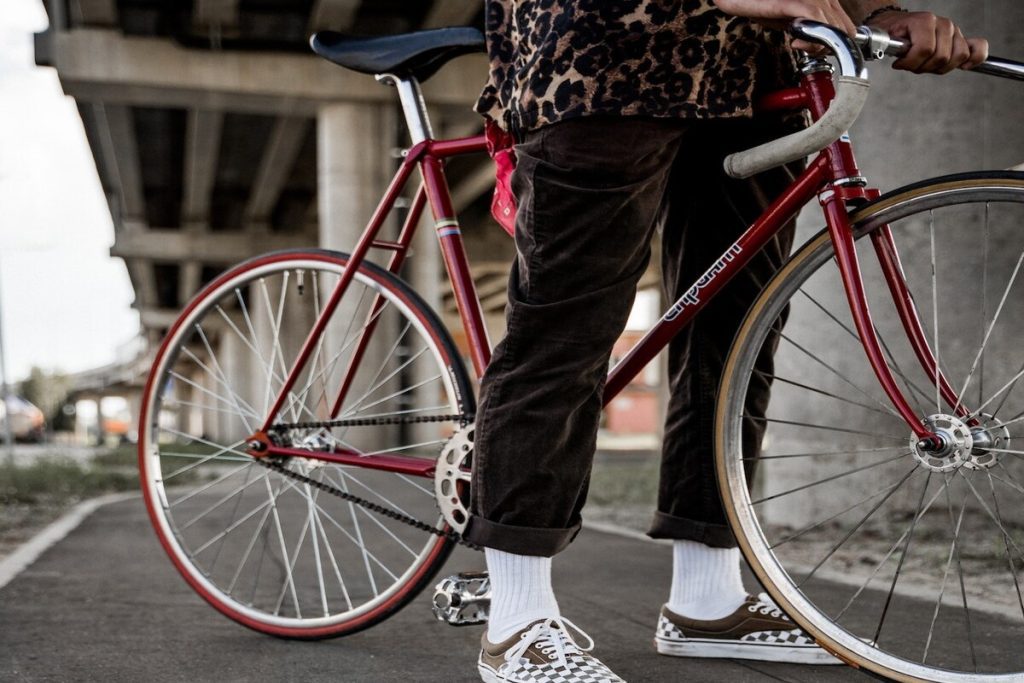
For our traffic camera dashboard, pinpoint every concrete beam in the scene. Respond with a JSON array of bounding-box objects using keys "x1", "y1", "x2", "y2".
[
  {"x1": 92, "y1": 103, "x2": 146, "y2": 223},
  {"x1": 193, "y1": 0, "x2": 240, "y2": 30},
  {"x1": 244, "y1": 116, "x2": 311, "y2": 227},
  {"x1": 111, "y1": 227, "x2": 308, "y2": 262},
  {"x1": 39, "y1": 29, "x2": 487, "y2": 114},
  {"x1": 422, "y1": 1, "x2": 480, "y2": 29},
  {"x1": 182, "y1": 109, "x2": 223, "y2": 226},
  {"x1": 308, "y1": 0, "x2": 361, "y2": 33},
  {"x1": 125, "y1": 259, "x2": 158, "y2": 309},
  {"x1": 179, "y1": 261, "x2": 203, "y2": 307},
  {"x1": 70, "y1": 0, "x2": 117, "y2": 26},
  {"x1": 140, "y1": 307, "x2": 185, "y2": 331}
]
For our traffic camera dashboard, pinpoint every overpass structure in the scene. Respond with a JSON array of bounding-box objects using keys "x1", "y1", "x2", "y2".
[{"x1": 35, "y1": 0, "x2": 527, "y2": 439}]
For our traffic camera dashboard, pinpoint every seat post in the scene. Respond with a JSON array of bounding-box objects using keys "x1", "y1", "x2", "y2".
[{"x1": 376, "y1": 73, "x2": 434, "y2": 144}]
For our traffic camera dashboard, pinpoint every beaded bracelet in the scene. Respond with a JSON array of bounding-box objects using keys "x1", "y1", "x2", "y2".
[{"x1": 862, "y1": 5, "x2": 908, "y2": 25}]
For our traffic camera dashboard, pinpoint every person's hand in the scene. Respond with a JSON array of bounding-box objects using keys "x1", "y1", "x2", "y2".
[
  {"x1": 866, "y1": 10, "x2": 989, "y2": 73},
  {"x1": 713, "y1": 0, "x2": 857, "y2": 51}
]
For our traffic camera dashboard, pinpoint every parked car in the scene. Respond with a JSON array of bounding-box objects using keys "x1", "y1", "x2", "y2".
[{"x1": 0, "y1": 395, "x2": 45, "y2": 443}]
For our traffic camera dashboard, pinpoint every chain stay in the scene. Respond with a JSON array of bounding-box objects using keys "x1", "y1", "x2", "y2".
[{"x1": 258, "y1": 412, "x2": 480, "y2": 551}]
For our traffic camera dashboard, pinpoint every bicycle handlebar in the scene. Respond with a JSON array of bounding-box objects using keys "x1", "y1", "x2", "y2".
[
  {"x1": 724, "y1": 20, "x2": 869, "y2": 179},
  {"x1": 724, "y1": 19, "x2": 1024, "y2": 179}
]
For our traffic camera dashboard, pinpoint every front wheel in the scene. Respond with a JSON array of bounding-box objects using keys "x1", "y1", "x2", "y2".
[
  {"x1": 717, "y1": 172, "x2": 1024, "y2": 681},
  {"x1": 138, "y1": 249, "x2": 475, "y2": 639}
]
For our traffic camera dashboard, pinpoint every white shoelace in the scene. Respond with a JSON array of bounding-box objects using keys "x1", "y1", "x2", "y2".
[
  {"x1": 748, "y1": 592, "x2": 787, "y2": 620},
  {"x1": 502, "y1": 617, "x2": 595, "y2": 674}
]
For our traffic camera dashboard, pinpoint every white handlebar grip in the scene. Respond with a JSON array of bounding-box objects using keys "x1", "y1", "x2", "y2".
[{"x1": 724, "y1": 76, "x2": 871, "y2": 179}]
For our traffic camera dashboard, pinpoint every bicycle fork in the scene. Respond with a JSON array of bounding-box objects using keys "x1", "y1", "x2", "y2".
[{"x1": 820, "y1": 190, "x2": 973, "y2": 454}]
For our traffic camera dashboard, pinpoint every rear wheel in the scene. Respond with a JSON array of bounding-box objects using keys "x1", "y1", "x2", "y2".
[
  {"x1": 138, "y1": 250, "x2": 474, "y2": 638},
  {"x1": 717, "y1": 173, "x2": 1024, "y2": 681}
]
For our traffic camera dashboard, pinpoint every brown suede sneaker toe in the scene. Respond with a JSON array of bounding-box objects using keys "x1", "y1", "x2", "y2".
[{"x1": 654, "y1": 594, "x2": 842, "y2": 665}]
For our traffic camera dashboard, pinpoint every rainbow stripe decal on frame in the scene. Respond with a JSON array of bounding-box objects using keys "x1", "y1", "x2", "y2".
[{"x1": 435, "y1": 218, "x2": 461, "y2": 238}]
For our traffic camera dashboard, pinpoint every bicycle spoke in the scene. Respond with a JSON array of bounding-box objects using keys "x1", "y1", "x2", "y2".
[
  {"x1": 311, "y1": 495, "x2": 354, "y2": 612},
  {"x1": 799, "y1": 289, "x2": 929, "y2": 415},
  {"x1": 943, "y1": 475, "x2": 976, "y2": 672},
  {"x1": 986, "y1": 471, "x2": 1024, "y2": 623},
  {"x1": 162, "y1": 439, "x2": 250, "y2": 482},
  {"x1": 273, "y1": 493, "x2": 314, "y2": 616},
  {"x1": 957, "y1": 470, "x2": 1024, "y2": 564},
  {"x1": 746, "y1": 415, "x2": 905, "y2": 441},
  {"x1": 178, "y1": 464, "x2": 262, "y2": 531},
  {"x1": 276, "y1": 475, "x2": 400, "y2": 583},
  {"x1": 874, "y1": 472, "x2": 932, "y2": 645},
  {"x1": 835, "y1": 477, "x2": 951, "y2": 622},
  {"x1": 780, "y1": 333, "x2": 902, "y2": 419},
  {"x1": 346, "y1": 374, "x2": 444, "y2": 416},
  {"x1": 192, "y1": 324, "x2": 260, "y2": 432},
  {"x1": 226, "y1": 473, "x2": 286, "y2": 596},
  {"x1": 338, "y1": 474, "x2": 380, "y2": 597},
  {"x1": 168, "y1": 370, "x2": 261, "y2": 423},
  {"x1": 755, "y1": 370, "x2": 898, "y2": 419},
  {"x1": 967, "y1": 363, "x2": 1024, "y2": 422},
  {"x1": 745, "y1": 445, "x2": 905, "y2": 462},
  {"x1": 264, "y1": 474, "x2": 302, "y2": 619},
  {"x1": 922, "y1": 494, "x2": 966, "y2": 664},
  {"x1": 796, "y1": 467, "x2": 917, "y2": 587},
  {"x1": 953, "y1": 247, "x2": 1024, "y2": 413},
  {"x1": 333, "y1": 473, "x2": 419, "y2": 558},
  {"x1": 771, "y1": 472, "x2": 912, "y2": 549},
  {"x1": 305, "y1": 484, "x2": 330, "y2": 617},
  {"x1": 753, "y1": 452, "x2": 910, "y2": 505}
]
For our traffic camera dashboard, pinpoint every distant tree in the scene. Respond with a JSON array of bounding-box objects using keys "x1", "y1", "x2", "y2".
[{"x1": 18, "y1": 366, "x2": 72, "y2": 427}]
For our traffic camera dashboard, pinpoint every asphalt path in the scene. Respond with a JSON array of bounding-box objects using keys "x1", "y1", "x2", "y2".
[{"x1": 0, "y1": 497, "x2": 1012, "y2": 682}]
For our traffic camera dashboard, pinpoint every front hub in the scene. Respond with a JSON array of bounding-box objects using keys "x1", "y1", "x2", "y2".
[{"x1": 910, "y1": 414, "x2": 973, "y2": 472}]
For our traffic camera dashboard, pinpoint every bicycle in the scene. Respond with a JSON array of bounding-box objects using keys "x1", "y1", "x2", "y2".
[{"x1": 137, "y1": 19, "x2": 1024, "y2": 682}]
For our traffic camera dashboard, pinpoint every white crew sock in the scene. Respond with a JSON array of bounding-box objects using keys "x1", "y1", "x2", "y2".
[
  {"x1": 486, "y1": 548, "x2": 560, "y2": 643},
  {"x1": 667, "y1": 539, "x2": 749, "y2": 621}
]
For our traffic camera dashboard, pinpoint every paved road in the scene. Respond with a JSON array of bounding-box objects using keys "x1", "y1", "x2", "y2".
[
  {"x1": 0, "y1": 497, "x2": 1011, "y2": 682},
  {"x1": 0, "y1": 497, "x2": 868, "y2": 682}
]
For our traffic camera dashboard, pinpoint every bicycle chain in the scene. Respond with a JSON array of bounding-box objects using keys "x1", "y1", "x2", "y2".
[{"x1": 258, "y1": 413, "x2": 481, "y2": 551}]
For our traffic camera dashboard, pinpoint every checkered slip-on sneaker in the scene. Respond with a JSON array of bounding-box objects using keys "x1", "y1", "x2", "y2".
[
  {"x1": 654, "y1": 593, "x2": 842, "y2": 664},
  {"x1": 478, "y1": 617, "x2": 625, "y2": 682}
]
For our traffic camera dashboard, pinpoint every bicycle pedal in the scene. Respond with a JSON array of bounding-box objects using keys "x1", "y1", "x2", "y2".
[{"x1": 431, "y1": 571, "x2": 490, "y2": 626}]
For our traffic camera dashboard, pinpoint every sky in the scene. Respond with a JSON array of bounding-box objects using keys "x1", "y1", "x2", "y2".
[{"x1": 0, "y1": 0, "x2": 139, "y2": 383}]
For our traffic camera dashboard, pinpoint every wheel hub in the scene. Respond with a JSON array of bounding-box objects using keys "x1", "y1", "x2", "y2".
[
  {"x1": 965, "y1": 414, "x2": 1011, "y2": 470},
  {"x1": 910, "y1": 414, "x2": 973, "y2": 472}
]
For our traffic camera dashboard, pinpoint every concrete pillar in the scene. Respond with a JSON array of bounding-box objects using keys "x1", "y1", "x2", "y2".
[
  {"x1": 764, "y1": 1, "x2": 1024, "y2": 527},
  {"x1": 93, "y1": 397, "x2": 105, "y2": 447},
  {"x1": 316, "y1": 102, "x2": 402, "y2": 451},
  {"x1": 317, "y1": 102, "x2": 394, "y2": 257},
  {"x1": 217, "y1": 322, "x2": 260, "y2": 444}
]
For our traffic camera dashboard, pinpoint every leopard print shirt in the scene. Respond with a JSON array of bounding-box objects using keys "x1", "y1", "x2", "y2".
[{"x1": 476, "y1": 0, "x2": 801, "y2": 133}]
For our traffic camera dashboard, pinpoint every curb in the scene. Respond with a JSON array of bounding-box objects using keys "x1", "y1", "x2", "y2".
[{"x1": 0, "y1": 491, "x2": 139, "y2": 591}]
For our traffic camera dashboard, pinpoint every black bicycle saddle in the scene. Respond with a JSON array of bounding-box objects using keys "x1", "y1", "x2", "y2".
[{"x1": 310, "y1": 27, "x2": 485, "y2": 82}]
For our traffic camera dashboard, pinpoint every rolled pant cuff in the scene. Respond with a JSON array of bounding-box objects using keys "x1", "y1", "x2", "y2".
[
  {"x1": 463, "y1": 515, "x2": 580, "y2": 557},
  {"x1": 647, "y1": 511, "x2": 736, "y2": 549}
]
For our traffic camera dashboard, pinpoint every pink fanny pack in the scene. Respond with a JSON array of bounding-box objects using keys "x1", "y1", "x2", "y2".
[{"x1": 484, "y1": 119, "x2": 517, "y2": 237}]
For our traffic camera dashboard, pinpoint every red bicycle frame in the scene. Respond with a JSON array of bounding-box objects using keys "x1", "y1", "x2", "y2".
[{"x1": 251, "y1": 65, "x2": 960, "y2": 474}]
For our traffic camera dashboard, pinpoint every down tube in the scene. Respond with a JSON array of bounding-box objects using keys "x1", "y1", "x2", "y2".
[{"x1": 603, "y1": 154, "x2": 830, "y2": 404}]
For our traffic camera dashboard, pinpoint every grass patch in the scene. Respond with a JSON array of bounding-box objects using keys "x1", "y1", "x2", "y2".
[
  {"x1": 0, "y1": 457, "x2": 138, "y2": 506},
  {"x1": 587, "y1": 456, "x2": 660, "y2": 507}
]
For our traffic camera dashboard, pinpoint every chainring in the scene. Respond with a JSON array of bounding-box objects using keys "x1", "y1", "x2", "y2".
[{"x1": 434, "y1": 423, "x2": 475, "y2": 534}]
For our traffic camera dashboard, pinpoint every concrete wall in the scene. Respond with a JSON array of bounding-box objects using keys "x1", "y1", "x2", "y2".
[{"x1": 763, "y1": 1, "x2": 1024, "y2": 527}]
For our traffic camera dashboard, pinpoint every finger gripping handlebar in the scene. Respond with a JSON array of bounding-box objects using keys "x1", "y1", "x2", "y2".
[{"x1": 723, "y1": 76, "x2": 870, "y2": 179}]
